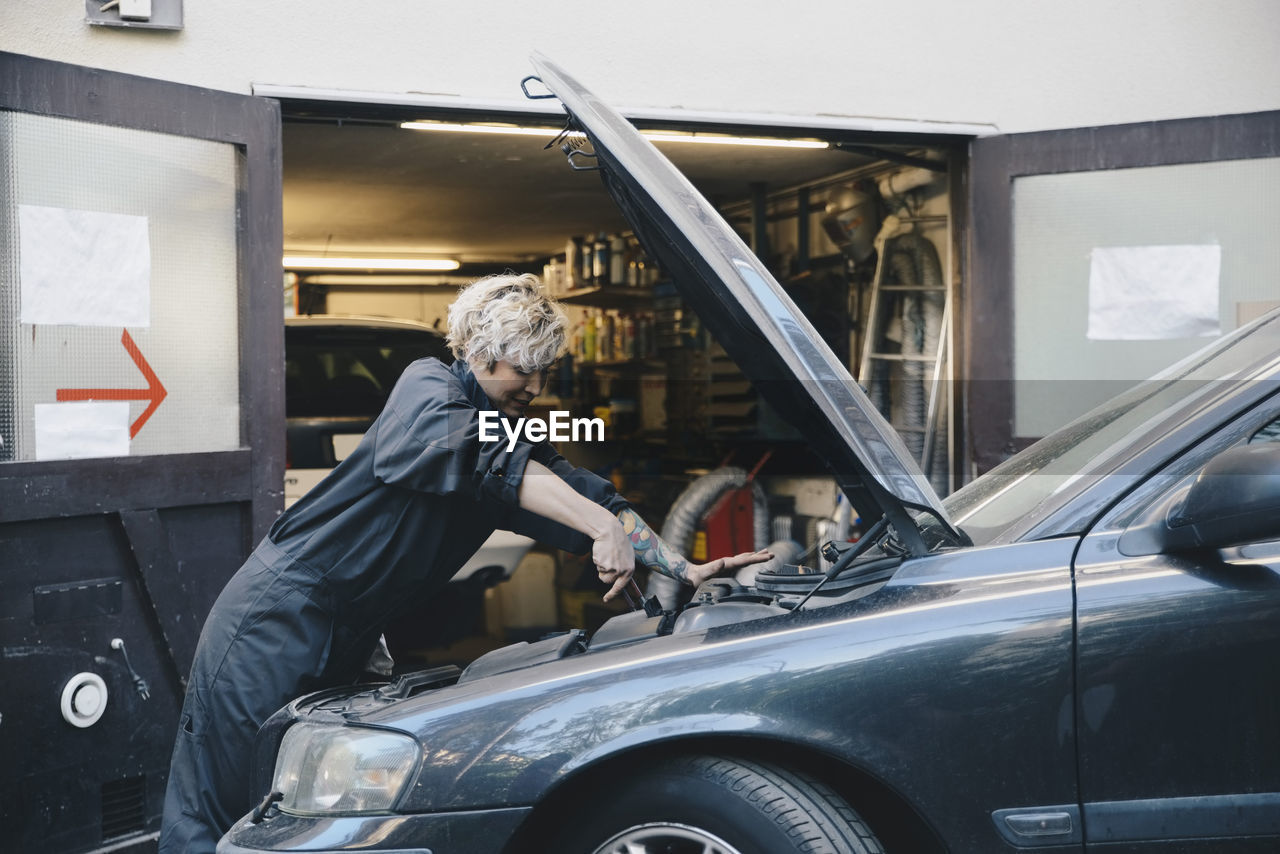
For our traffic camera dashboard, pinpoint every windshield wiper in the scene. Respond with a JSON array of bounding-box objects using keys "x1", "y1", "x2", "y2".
[{"x1": 790, "y1": 517, "x2": 891, "y2": 612}]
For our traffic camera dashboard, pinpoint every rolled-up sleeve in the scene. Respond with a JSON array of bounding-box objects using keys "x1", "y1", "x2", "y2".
[
  {"x1": 536, "y1": 445, "x2": 630, "y2": 515},
  {"x1": 371, "y1": 361, "x2": 533, "y2": 504},
  {"x1": 502, "y1": 444, "x2": 632, "y2": 553}
]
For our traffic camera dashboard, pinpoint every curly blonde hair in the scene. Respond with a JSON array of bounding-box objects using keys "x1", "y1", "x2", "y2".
[{"x1": 446, "y1": 273, "x2": 568, "y2": 371}]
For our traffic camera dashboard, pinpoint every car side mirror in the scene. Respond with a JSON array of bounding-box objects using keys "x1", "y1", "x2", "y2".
[{"x1": 1118, "y1": 443, "x2": 1280, "y2": 556}]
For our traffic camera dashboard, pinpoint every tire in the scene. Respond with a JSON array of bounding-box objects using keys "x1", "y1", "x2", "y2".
[{"x1": 551, "y1": 754, "x2": 884, "y2": 854}]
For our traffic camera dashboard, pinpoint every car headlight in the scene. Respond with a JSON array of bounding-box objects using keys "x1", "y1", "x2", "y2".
[{"x1": 272, "y1": 723, "x2": 418, "y2": 815}]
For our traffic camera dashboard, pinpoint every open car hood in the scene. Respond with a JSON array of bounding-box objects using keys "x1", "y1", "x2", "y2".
[{"x1": 529, "y1": 53, "x2": 957, "y2": 549}]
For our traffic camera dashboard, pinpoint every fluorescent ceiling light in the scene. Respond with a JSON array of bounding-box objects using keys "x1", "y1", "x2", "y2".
[
  {"x1": 400, "y1": 121, "x2": 567, "y2": 137},
  {"x1": 303, "y1": 274, "x2": 466, "y2": 286},
  {"x1": 283, "y1": 255, "x2": 460, "y2": 271},
  {"x1": 400, "y1": 121, "x2": 828, "y2": 149},
  {"x1": 640, "y1": 132, "x2": 827, "y2": 149}
]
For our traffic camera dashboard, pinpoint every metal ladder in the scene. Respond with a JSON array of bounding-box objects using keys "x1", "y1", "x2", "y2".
[{"x1": 856, "y1": 212, "x2": 953, "y2": 494}]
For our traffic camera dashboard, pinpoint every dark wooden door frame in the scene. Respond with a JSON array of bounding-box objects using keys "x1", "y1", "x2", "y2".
[
  {"x1": 966, "y1": 110, "x2": 1280, "y2": 475},
  {"x1": 0, "y1": 51, "x2": 284, "y2": 538}
]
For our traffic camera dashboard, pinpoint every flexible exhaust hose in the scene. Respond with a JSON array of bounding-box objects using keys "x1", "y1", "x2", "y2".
[
  {"x1": 645, "y1": 467, "x2": 770, "y2": 609},
  {"x1": 876, "y1": 232, "x2": 948, "y2": 493},
  {"x1": 888, "y1": 234, "x2": 931, "y2": 459}
]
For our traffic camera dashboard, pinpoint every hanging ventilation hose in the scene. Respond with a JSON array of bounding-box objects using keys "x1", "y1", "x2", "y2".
[
  {"x1": 887, "y1": 233, "x2": 940, "y2": 453},
  {"x1": 860, "y1": 166, "x2": 951, "y2": 494},
  {"x1": 645, "y1": 466, "x2": 772, "y2": 609},
  {"x1": 881, "y1": 231, "x2": 949, "y2": 494}
]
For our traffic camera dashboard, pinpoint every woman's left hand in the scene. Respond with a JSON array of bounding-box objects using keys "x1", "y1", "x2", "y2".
[{"x1": 685, "y1": 549, "x2": 774, "y2": 587}]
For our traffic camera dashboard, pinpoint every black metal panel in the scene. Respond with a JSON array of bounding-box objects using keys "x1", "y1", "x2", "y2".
[
  {"x1": 33, "y1": 577, "x2": 124, "y2": 624},
  {"x1": 0, "y1": 450, "x2": 253, "y2": 523},
  {"x1": 0, "y1": 51, "x2": 282, "y2": 853},
  {"x1": 1, "y1": 514, "x2": 174, "y2": 848},
  {"x1": 0, "y1": 506, "x2": 249, "y2": 850},
  {"x1": 967, "y1": 111, "x2": 1280, "y2": 474},
  {"x1": 125, "y1": 502, "x2": 250, "y2": 679}
]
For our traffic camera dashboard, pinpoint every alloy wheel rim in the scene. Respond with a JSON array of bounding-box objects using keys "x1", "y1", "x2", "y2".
[{"x1": 591, "y1": 821, "x2": 742, "y2": 854}]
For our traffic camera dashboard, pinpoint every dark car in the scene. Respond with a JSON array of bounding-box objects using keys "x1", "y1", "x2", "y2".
[
  {"x1": 221, "y1": 56, "x2": 1280, "y2": 854},
  {"x1": 284, "y1": 314, "x2": 452, "y2": 501}
]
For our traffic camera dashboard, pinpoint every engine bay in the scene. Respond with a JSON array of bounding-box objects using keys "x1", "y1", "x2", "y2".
[
  {"x1": 455, "y1": 548, "x2": 902, "y2": 685},
  {"x1": 279, "y1": 544, "x2": 905, "y2": 724}
]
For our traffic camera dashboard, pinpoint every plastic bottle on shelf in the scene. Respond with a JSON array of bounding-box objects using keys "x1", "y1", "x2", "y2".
[
  {"x1": 601, "y1": 311, "x2": 616, "y2": 361},
  {"x1": 621, "y1": 313, "x2": 636, "y2": 359},
  {"x1": 543, "y1": 256, "x2": 565, "y2": 296},
  {"x1": 592, "y1": 233, "x2": 609, "y2": 284},
  {"x1": 635, "y1": 314, "x2": 649, "y2": 358},
  {"x1": 609, "y1": 235, "x2": 627, "y2": 286},
  {"x1": 582, "y1": 311, "x2": 597, "y2": 362},
  {"x1": 566, "y1": 237, "x2": 584, "y2": 290},
  {"x1": 580, "y1": 238, "x2": 594, "y2": 286}
]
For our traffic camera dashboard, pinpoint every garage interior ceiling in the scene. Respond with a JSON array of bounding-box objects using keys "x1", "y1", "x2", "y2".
[{"x1": 282, "y1": 116, "x2": 884, "y2": 269}]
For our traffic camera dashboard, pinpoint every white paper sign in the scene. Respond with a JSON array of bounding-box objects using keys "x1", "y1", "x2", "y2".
[
  {"x1": 34, "y1": 402, "x2": 131, "y2": 461},
  {"x1": 1087, "y1": 244, "x2": 1221, "y2": 340},
  {"x1": 19, "y1": 205, "x2": 151, "y2": 327}
]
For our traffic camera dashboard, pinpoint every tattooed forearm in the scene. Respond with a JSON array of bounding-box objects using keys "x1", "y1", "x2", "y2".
[{"x1": 617, "y1": 508, "x2": 691, "y2": 583}]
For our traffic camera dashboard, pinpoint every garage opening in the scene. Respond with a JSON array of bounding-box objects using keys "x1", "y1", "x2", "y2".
[{"x1": 266, "y1": 89, "x2": 971, "y2": 667}]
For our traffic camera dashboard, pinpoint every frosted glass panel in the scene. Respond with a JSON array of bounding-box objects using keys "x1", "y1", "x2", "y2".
[
  {"x1": 1012, "y1": 157, "x2": 1280, "y2": 436},
  {"x1": 0, "y1": 111, "x2": 242, "y2": 461}
]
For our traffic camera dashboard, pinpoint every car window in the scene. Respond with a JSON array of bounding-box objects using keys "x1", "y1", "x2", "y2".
[
  {"x1": 1100, "y1": 403, "x2": 1280, "y2": 532},
  {"x1": 1248, "y1": 416, "x2": 1280, "y2": 444},
  {"x1": 286, "y1": 326, "x2": 451, "y2": 419},
  {"x1": 944, "y1": 311, "x2": 1280, "y2": 543}
]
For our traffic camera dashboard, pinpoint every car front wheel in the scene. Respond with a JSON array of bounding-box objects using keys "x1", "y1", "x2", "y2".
[{"x1": 552, "y1": 754, "x2": 884, "y2": 854}]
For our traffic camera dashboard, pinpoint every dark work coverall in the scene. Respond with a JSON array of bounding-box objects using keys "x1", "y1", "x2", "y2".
[{"x1": 160, "y1": 358, "x2": 627, "y2": 853}]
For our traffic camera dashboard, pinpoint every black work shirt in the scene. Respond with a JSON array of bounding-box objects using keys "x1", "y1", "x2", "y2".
[{"x1": 267, "y1": 358, "x2": 627, "y2": 632}]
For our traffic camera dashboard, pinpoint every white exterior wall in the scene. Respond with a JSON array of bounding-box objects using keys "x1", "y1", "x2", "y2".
[{"x1": 2, "y1": 1, "x2": 1277, "y2": 134}]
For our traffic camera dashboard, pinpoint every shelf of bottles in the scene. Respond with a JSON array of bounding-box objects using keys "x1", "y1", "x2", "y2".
[
  {"x1": 541, "y1": 232, "x2": 665, "y2": 440},
  {"x1": 540, "y1": 232, "x2": 755, "y2": 447},
  {"x1": 544, "y1": 231, "x2": 667, "y2": 368},
  {"x1": 545, "y1": 233, "x2": 658, "y2": 304}
]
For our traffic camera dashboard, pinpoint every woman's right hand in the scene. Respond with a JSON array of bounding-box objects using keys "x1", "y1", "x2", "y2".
[
  {"x1": 513, "y1": 459, "x2": 636, "y2": 601},
  {"x1": 592, "y1": 518, "x2": 636, "y2": 602}
]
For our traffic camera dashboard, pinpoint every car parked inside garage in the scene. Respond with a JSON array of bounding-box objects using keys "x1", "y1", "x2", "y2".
[{"x1": 220, "y1": 56, "x2": 1280, "y2": 854}]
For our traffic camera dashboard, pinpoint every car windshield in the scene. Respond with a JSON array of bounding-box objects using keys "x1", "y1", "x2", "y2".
[
  {"x1": 943, "y1": 312, "x2": 1280, "y2": 544},
  {"x1": 286, "y1": 326, "x2": 451, "y2": 418}
]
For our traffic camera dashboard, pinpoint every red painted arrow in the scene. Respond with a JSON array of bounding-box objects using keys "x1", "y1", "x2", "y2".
[{"x1": 57, "y1": 330, "x2": 168, "y2": 438}]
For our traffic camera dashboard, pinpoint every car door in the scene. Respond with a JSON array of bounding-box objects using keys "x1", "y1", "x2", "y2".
[{"x1": 1072, "y1": 395, "x2": 1280, "y2": 850}]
